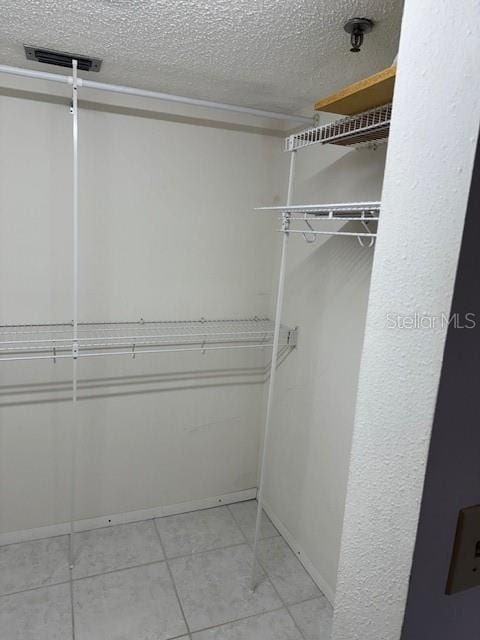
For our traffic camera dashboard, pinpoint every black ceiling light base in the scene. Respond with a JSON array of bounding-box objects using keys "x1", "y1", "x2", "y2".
[
  {"x1": 344, "y1": 18, "x2": 374, "y2": 53},
  {"x1": 24, "y1": 45, "x2": 102, "y2": 71}
]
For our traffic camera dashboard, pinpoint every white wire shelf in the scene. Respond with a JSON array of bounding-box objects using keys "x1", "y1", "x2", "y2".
[
  {"x1": 0, "y1": 318, "x2": 298, "y2": 362},
  {"x1": 285, "y1": 103, "x2": 391, "y2": 152},
  {"x1": 255, "y1": 201, "x2": 380, "y2": 245},
  {"x1": 256, "y1": 201, "x2": 381, "y2": 217}
]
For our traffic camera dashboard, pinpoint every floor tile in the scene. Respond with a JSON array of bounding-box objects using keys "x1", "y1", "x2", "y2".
[
  {"x1": 156, "y1": 507, "x2": 244, "y2": 558},
  {"x1": 72, "y1": 521, "x2": 164, "y2": 578},
  {"x1": 228, "y1": 501, "x2": 278, "y2": 542},
  {"x1": 73, "y1": 562, "x2": 187, "y2": 640},
  {"x1": 289, "y1": 597, "x2": 333, "y2": 640},
  {"x1": 0, "y1": 536, "x2": 69, "y2": 596},
  {"x1": 0, "y1": 583, "x2": 72, "y2": 640},
  {"x1": 257, "y1": 538, "x2": 320, "y2": 605},
  {"x1": 169, "y1": 544, "x2": 281, "y2": 631},
  {"x1": 192, "y1": 608, "x2": 302, "y2": 639}
]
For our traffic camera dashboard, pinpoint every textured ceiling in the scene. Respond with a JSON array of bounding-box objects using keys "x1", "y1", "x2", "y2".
[{"x1": 0, "y1": 1, "x2": 403, "y2": 113}]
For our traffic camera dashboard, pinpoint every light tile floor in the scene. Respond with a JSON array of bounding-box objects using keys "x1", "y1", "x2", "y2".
[{"x1": 0, "y1": 501, "x2": 333, "y2": 639}]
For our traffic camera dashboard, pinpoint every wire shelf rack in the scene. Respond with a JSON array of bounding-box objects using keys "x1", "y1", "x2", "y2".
[
  {"x1": 256, "y1": 201, "x2": 381, "y2": 217},
  {"x1": 285, "y1": 103, "x2": 392, "y2": 152},
  {"x1": 255, "y1": 201, "x2": 380, "y2": 244},
  {"x1": 0, "y1": 318, "x2": 298, "y2": 362}
]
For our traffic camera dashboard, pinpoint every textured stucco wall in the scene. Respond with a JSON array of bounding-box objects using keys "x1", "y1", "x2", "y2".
[
  {"x1": 400, "y1": 130, "x2": 480, "y2": 640},
  {"x1": 332, "y1": 1, "x2": 480, "y2": 639}
]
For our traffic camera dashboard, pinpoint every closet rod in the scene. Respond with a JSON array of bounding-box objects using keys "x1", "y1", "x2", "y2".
[
  {"x1": 287, "y1": 229, "x2": 377, "y2": 238},
  {"x1": 288, "y1": 217, "x2": 379, "y2": 222},
  {"x1": 0, "y1": 342, "x2": 292, "y2": 363},
  {"x1": 0, "y1": 64, "x2": 312, "y2": 124}
]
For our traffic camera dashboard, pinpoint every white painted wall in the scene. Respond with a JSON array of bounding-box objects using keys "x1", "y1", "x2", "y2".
[
  {"x1": 262, "y1": 141, "x2": 387, "y2": 601},
  {"x1": 0, "y1": 87, "x2": 284, "y2": 535},
  {"x1": 0, "y1": 76, "x2": 390, "y2": 607},
  {"x1": 332, "y1": 2, "x2": 480, "y2": 639},
  {"x1": 0, "y1": 66, "x2": 392, "y2": 617}
]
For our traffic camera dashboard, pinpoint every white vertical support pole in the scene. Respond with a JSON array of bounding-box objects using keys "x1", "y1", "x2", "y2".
[
  {"x1": 69, "y1": 59, "x2": 79, "y2": 570},
  {"x1": 250, "y1": 150, "x2": 296, "y2": 590}
]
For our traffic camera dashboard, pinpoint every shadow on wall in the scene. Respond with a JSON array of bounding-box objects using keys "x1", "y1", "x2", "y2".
[
  {"x1": 282, "y1": 221, "x2": 375, "y2": 421},
  {"x1": 268, "y1": 223, "x2": 375, "y2": 584},
  {"x1": 0, "y1": 347, "x2": 293, "y2": 407},
  {"x1": 287, "y1": 223, "x2": 374, "y2": 296},
  {"x1": 300, "y1": 148, "x2": 387, "y2": 203}
]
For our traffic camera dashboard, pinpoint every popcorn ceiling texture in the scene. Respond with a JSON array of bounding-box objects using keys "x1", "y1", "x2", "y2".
[{"x1": 0, "y1": 0, "x2": 402, "y2": 113}]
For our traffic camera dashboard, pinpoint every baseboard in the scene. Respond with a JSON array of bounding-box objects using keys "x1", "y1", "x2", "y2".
[
  {"x1": 261, "y1": 497, "x2": 336, "y2": 606},
  {"x1": 0, "y1": 488, "x2": 257, "y2": 547},
  {"x1": 2, "y1": 487, "x2": 336, "y2": 606}
]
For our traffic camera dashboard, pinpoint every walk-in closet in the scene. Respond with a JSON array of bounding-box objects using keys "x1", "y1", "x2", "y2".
[{"x1": 1, "y1": 2, "x2": 480, "y2": 639}]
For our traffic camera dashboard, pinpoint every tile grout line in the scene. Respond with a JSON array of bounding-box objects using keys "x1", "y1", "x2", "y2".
[
  {"x1": 245, "y1": 541, "x2": 309, "y2": 640},
  {"x1": 73, "y1": 559, "x2": 165, "y2": 582},
  {"x1": 154, "y1": 506, "x2": 288, "y2": 637},
  {"x1": 152, "y1": 518, "x2": 192, "y2": 639},
  {"x1": 71, "y1": 539, "x2": 247, "y2": 583},
  {"x1": 248, "y1": 549, "x2": 308, "y2": 639},
  {"x1": 0, "y1": 532, "x2": 69, "y2": 550},
  {"x1": 167, "y1": 540, "x2": 247, "y2": 562},
  {"x1": 0, "y1": 578, "x2": 72, "y2": 600},
  {"x1": 178, "y1": 507, "x2": 287, "y2": 635},
  {"x1": 0, "y1": 503, "x2": 321, "y2": 639},
  {"x1": 188, "y1": 605, "x2": 286, "y2": 636},
  {"x1": 228, "y1": 502, "x2": 327, "y2": 608},
  {"x1": 0, "y1": 540, "x2": 251, "y2": 600},
  {"x1": 226, "y1": 503, "x2": 308, "y2": 640},
  {"x1": 0, "y1": 572, "x2": 321, "y2": 626},
  {"x1": 287, "y1": 594, "x2": 328, "y2": 608}
]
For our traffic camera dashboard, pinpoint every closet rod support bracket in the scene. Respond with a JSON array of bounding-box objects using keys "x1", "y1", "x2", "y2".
[
  {"x1": 287, "y1": 327, "x2": 298, "y2": 348},
  {"x1": 281, "y1": 212, "x2": 291, "y2": 233}
]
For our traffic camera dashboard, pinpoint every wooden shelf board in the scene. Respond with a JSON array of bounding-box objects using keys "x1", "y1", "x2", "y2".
[{"x1": 315, "y1": 66, "x2": 396, "y2": 115}]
